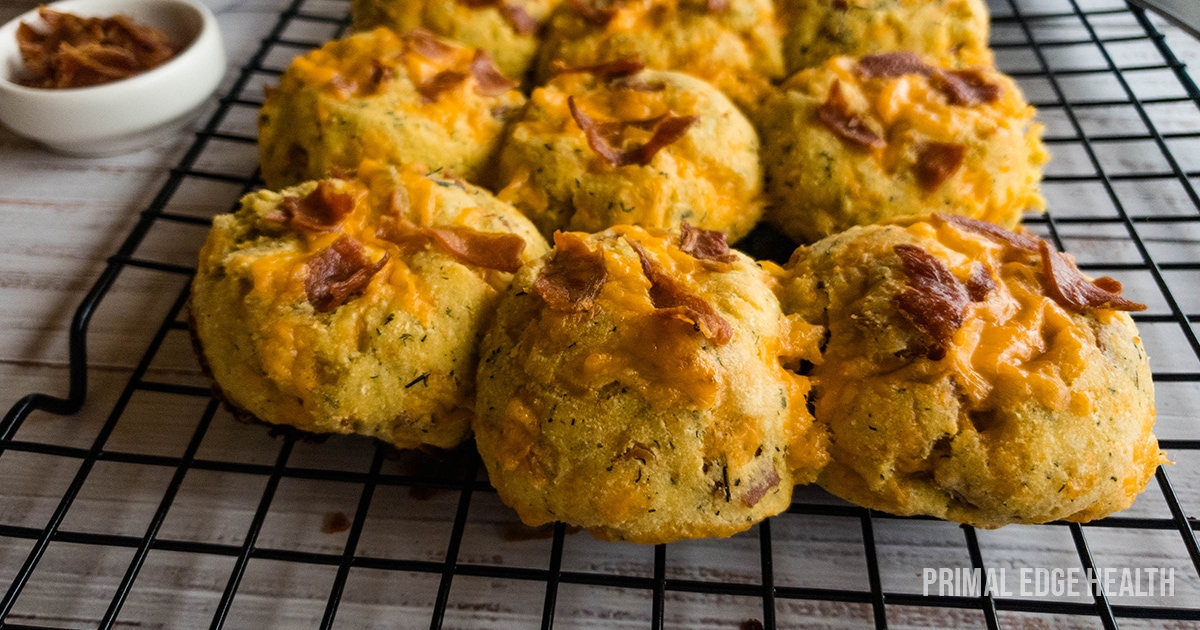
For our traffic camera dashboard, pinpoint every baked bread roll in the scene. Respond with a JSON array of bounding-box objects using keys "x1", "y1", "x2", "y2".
[
  {"x1": 534, "y1": 0, "x2": 784, "y2": 115},
  {"x1": 191, "y1": 161, "x2": 548, "y2": 450},
  {"x1": 258, "y1": 28, "x2": 525, "y2": 189},
  {"x1": 760, "y1": 53, "x2": 1047, "y2": 243},
  {"x1": 772, "y1": 214, "x2": 1165, "y2": 528},
  {"x1": 495, "y1": 67, "x2": 763, "y2": 241},
  {"x1": 778, "y1": 0, "x2": 992, "y2": 73},
  {"x1": 349, "y1": 0, "x2": 561, "y2": 82},
  {"x1": 475, "y1": 225, "x2": 828, "y2": 543}
]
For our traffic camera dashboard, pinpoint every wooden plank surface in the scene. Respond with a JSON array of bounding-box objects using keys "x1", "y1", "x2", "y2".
[{"x1": 1, "y1": 0, "x2": 1199, "y2": 628}]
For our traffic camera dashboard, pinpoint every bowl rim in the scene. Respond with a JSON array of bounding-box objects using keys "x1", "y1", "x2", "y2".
[{"x1": 0, "y1": 0, "x2": 217, "y2": 97}]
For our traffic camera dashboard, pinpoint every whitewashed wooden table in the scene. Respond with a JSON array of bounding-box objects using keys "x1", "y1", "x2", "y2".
[{"x1": 1, "y1": 0, "x2": 1199, "y2": 628}]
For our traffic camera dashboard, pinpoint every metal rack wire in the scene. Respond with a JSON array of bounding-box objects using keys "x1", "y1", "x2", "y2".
[{"x1": 1, "y1": 0, "x2": 1199, "y2": 627}]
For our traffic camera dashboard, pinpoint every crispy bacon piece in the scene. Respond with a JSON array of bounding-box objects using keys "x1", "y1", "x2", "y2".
[
  {"x1": 934, "y1": 214, "x2": 1040, "y2": 252},
  {"x1": 417, "y1": 70, "x2": 468, "y2": 103},
  {"x1": 405, "y1": 29, "x2": 457, "y2": 62},
  {"x1": 1038, "y1": 242, "x2": 1146, "y2": 313},
  {"x1": 742, "y1": 467, "x2": 781, "y2": 508},
  {"x1": 461, "y1": 0, "x2": 539, "y2": 33},
  {"x1": 16, "y1": 7, "x2": 178, "y2": 89},
  {"x1": 894, "y1": 244, "x2": 969, "y2": 360},
  {"x1": 818, "y1": 81, "x2": 884, "y2": 149},
  {"x1": 567, "y1": 0, "x2": 618, "y2": 25},
  {"x1": 533, "y1": 232, "x2": 609, "y2": 313},
  {"x1": 856, "y1": 52, "x2": 931, "y2": 79},
  {"x1": 832, "y1": 0, "x2": 849, "y2": 9},
  {"x1": 305, "y1": 237, "x2": 389, "y2": 313},
  {"x1": 500, "y1": 4, "x2": 540, "y2": 34},
  {"x1": 965, "y1": 263, "x2": 995, "y2": 302},
  {"x1": 914, "y1": 142, "x2": 967, "y2": 191},
  {"x1": 550, "y1": 57, "x2": 644, "y2": 78},
  {"x1": 568, "y1": 96, "x2": 698, "y2": 167},
  {"x1": 678, "y1": 223, "x2": 737, "y2": 263},
  {"x1": 707, "y1": 0, "x2": 729, "y2": 13},
  {"x1": 268, "y1": 180, "x2": 356, "y2": 232},
  {"x1": 933, "y1": 68, "x2": 1002, "y2": 106},
  {"x1": 629, "y1": 240, "x2": 733, "y2": 345},
  {"x1": 425, "y1": 226, "x2": 527, "y2": 273},
  {"x1": 368, "y1": 59, "x2": 393, "y2": 89},
  {"x1": 469, "y1": 50, "x2": 518, "y2": 95}
]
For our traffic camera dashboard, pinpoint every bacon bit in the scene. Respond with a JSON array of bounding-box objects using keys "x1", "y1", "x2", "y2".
[
  {"x1": 425, "y1": 226, "x2": 527, "y2": 273},
  {"x1": 305, "y1": 237, "x2": 389, "y2": 313},
  {"x1": 1093, "y1": 277, "x2": 1124, "y2": 294},
  {"x1": 832, "y1": 0, "x2": 849, "y2": 9},
  {"x1": 270, "y1": 180, "x2": 357, "y2": 232},
  {"x1": 369, "y1": 59, "x2": 393, "y2": 89},
  {"x1": 894, "y1": 244, "x2": 969, "y2": 361},
  {"x1": 500, "y1": 4, "x2": 540, "y2": 35},
  {"x1": 550, "y1": 57, "x2": 644, "y2": 78},
  {"x1": 934, "y1": 214, "x2": 1040, "y2": 252},
  {"x1": 469, "y1": 50, "x2": 518, "y2": 95},
  {"x1": 1037, "y1": 242, "x2": 1147, "y2": 313},
  {"x1": 914, "y1": 142, "x2": 967, "y2": 191},
  {"x1": 742, "y1": 467, "x2": 781, "y2": 508},
  {"x1": 856, "y1": 52, "x2": 931, "y2": 79},
  {"x1": 629, "y1": 239, "x2": 733, "y2": 345},
  {"x1": 707, "y1": 0, "x2": 729, "y2": 13},
  {"x1": 533, "y1": 232, "x2": 609, "y2": 313},
  {"x1": 818, "y1": 81, "x2": 884, "y2": 149},
  {"x1": 567, "y1": 0, "x2": 618, "y2": 25},
  {"x1": 933, "y1": 68, "x2": 1002, "y2": 106},
  {"x1": 568, "y1": 96, "x2": 698, "y2": 167},
  {"x1": 405, "y1": 29, "x2": 457, "y2": 62},
  {"x1": 417, "y1": 70, "x2": 468, "y2": 103},
  {"x1": 678, "y1": 223, "x2": 737, "y2": 263},
  {"x1": 965, "y1": 263, "x2": 995, "y2": 302},
  {"x1": 16, "y1": 7, "x2": 178, "y2": 89}
]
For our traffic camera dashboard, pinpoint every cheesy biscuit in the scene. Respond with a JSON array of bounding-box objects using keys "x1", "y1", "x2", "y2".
[
  {"x1": 534, "y1": 0, "x2": 784, "y2": 115},
  {"x1": 772, "y1": 215, "x2": 1165, "y2": 528},
  {"x1": 761, "y1": 53, "x2": 1047, "y2": 243},
  {"x1": 350, "y1": 0, "x2": 561, "y2": 81},
  {"x1": 475, "y1": 225, "x2": 828, "y2": 543},
  {"x1": 779, "y1": 0, "x2": 992, "y2": 73},
  {"x1": 258, "y1": 28, "x2": 525, "y2": 189},
  {"x1": 191, "y1": 161, "x2": 548, "y2": 450},
  {"x1": 496, "y1": 67, "x2": 763, "y2": 241}
]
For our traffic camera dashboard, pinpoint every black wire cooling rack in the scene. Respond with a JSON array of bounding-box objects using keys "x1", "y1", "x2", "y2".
[{"x1": 2, "y1": 0, "x2": 1200, "y2": 628}]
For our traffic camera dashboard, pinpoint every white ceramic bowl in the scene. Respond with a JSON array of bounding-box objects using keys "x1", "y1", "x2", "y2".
[{"x1": 0, "y1": 0, "x2": 226, "y2": 156}]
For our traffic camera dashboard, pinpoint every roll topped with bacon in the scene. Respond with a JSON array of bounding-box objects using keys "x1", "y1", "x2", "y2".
[
  {"x1": 761, "y1": 53, "x2": 1047, "y2": 244},
  {"x1": 778, "y1": 0, "x2": 992, "y2": 73},
  {"x1": 474, "y1": 225, "x2": 829, "y2": 543},
  {"x1": 258, "y1": 28, "x2": 525, "y2": 189},
  {"x1": 771, "y1": 215, "x2": 1165, "y2": 528},
  {"x1": 349, "y1": 0, "x2": 561, "y2": 81},
  {"x1": 496, "y1": 66, "x2": 763, "y2": 241},
  {"x1": 191, "y1": 161, "x2": 548, "y2": 450},
  {"x1": 534, "y1": 0, "x2": 784, "y2": 114}
]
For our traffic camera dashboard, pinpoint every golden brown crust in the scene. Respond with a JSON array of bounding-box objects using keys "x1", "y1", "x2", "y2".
[
  {"x1": 495, "y1": 69, "x2": 763, "y2": 241},
  {"x1": 773, "y1": 217, "x2": 1165, "y2": 528},
  {"x1": 190, "y1": 161, "x2": 548, "y2": 450},
  {"x1": 258, "y1": 28, "x2": 525, "y2": 189},
  {"x1": 474, "y1": 226, "x2": 828, "y2": 543},
  {"x1": 760, "y1": 55, "x2": 1047, "y2": 243}
]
